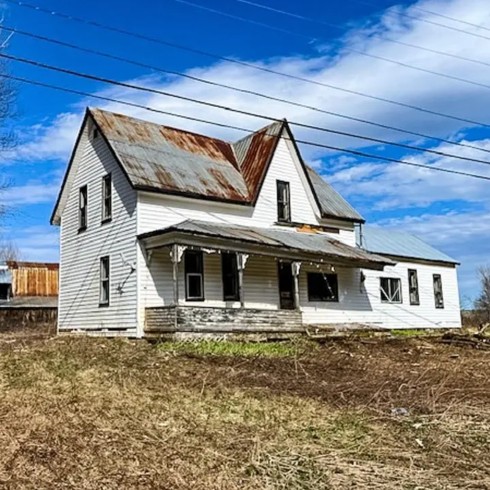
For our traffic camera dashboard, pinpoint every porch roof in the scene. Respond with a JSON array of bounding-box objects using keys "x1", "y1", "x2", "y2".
[{"x1": 138, "y1": 220, "x2": 394, "y2": 270}]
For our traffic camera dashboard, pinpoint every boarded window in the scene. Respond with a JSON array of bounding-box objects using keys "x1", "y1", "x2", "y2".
[
  {"x1": 307, "y1": 273, "x2": 338, "y2": 302},
  {"x1": 433, "y1": 274, "x2": 444, "y2": 309},
  {"x1": 276, "y1": 180, "x2": 291, "y2": 222},
  {"x1": 102, "y1": 174, "x2": 112, "y2": 222},
  {"x1": 408, "y1": 269, "x2": 420, "y2": 305},
  {"x1": 380, "y1": 277, "x2": 402, "y2": 303},
  {"x1": 100, "y1": 256, "x2": 110, "y2": 306},
  {"x1": 185, "y1": 251, "x2": 204, "y2": 301},
  {"x1": 222, "y1": 252, "x2": 239, "y2": 301},
  {"x1": 79, "y1": 185, "x2": 88, "y2": 231}
]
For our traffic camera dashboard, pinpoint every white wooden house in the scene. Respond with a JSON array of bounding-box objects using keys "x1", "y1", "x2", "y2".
[{"x1": 51, "y1": 108, "x2": 461, "y2": 337}]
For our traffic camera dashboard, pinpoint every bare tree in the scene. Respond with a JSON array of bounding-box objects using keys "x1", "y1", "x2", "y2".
[
  {"x1": 474, "y1": 266, "x2": 490, "y2": 330},
  {"x1": 0, "y1": 239, "x2": 20, "y2": 262}
]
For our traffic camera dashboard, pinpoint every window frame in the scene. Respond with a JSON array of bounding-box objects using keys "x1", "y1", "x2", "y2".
[
  {"x1": 221, "y1": 252, "x2": 239, "y2": 301},
  {"x1": 99, "y1": 256, "x2": 110, "y2": 307},
  {"x1": 78, "y1": 185, "x2": 88, "y2": 232},
  {"x1": 380, "y1": 277, "x2": 402, "y2": 304},
  {"x1": 101, "y1": 173, "x2": 112, "y2": 223},
  {"x1": 276, "y1": 180, "x2": 291, "y2": 223},
  {"x1": 307, "y1": 272, "x2": 339, "y2": 302},
  {"x1": 185, "y1": 250, "x2": 204, "y2": 301},
  {"x1": 408, "y1": 269, "x2": 420, "y2": 306},
  {"x1": 433, "y1": 274, "x2": 444, "y2": 309}
]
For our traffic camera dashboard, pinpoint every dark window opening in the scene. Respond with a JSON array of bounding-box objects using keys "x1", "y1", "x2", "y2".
[
  {"x1": 102, "y1": 174, "x2": 112, "y2": 222},
  {"x1": 93, "y1": 128, "x2": 99, "y2": 139},
  {"x1": 100, "y1": 256, "x2": 110, "y2": 306},
  {"x1": 433, "y1": 274, "x2": 444, "y2": 309},
  {"x1": 277, "y1": 180, "x2": 291, "y2": 223},
  {"x1": 408, "y1": 269, "x2": 420, "y2": 305},
  {"x1": 222, "y1": 252, "x2": 239, "y2": 301},
  {"x1": 79, "y1": 185, "x2": 88, "y2": 232},
  {"x1": 307, "y1": 272, "x2": 339, "y2": 302},
  {"x1": 0, "y1": 284, "x2": 11, "y2": 301},
  {"x1": 185, "y1": 250, "x2": 204, "y2": 301},
  {"x1": 380, "y1": 277, "x2": 402, "y2": 303}
]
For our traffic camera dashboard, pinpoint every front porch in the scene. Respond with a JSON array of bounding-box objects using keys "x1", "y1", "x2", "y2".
[{"x1": 138, "y1": 220, "x2": 393, "y2": 337}]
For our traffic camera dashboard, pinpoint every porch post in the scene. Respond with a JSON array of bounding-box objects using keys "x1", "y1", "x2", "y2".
[
  {"x1": 170, "y1": 245, "x2": 186, "y2": 306},
  {"x1": 292, "y1": 261, "x2": 301, "y2": 310},
  {"x1": 237, "y1": 253, "x2": 249, "y2": 308}
]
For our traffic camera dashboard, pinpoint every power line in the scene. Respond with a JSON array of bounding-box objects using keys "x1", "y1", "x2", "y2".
[
  {"x1": 5, "y1": 51, "x2": 490, "y2": 168},
  {"x1": 233, "y1": 0, "x2": 490, "y2": 70},
  {"x1": 410, "y1": 4, "x2": 490, "y2": 33},
  {"x1": 5, "y1": 0, "x2": 490, "y2": 134},
  {"x1": 174, "y1": 0, "x2": 490, "y2": 93},
  {"x1": 2, "y1": 71, "x2": 490, "y2": 183},
  {"x1": 350, "y1": 0, "x2": 490, "y2": 41},
  {"x1": 4, "y1": 25, "x2": 490, "y2": 163}
]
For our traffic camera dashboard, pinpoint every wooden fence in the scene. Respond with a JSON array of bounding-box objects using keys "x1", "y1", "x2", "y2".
[{"x1": 6, "y1": 261, "x2": 59, "y2": 297}]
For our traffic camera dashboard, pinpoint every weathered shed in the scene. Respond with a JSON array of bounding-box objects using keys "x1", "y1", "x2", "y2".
[{"x1": 6, "y1": 261, "x2": 59, "y2": 297}]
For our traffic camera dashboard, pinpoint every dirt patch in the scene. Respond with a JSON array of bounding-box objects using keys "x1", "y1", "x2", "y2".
[{"x1": 0, "y1": 334, "x2": 488, "y2": 489}]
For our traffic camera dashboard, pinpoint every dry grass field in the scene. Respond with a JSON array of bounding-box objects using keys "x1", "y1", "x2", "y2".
[{"x1": 0, "y1": 332, "x2": 489, "y2": 489}]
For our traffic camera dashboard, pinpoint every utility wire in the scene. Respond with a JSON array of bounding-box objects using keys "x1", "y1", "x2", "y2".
[
  {"x1": 233, "y1": 0, "x2": 490, "y2": 70},
  {"x1": 174, "y1": 0, "x2": 490, "y2": 92},
  {"x1": 5, "y1": 0, "x2": 490, "y2": 134},
  {"x1": 2, "y1": 72, "x2": 490, "y2": 182},
  {"x1": 5, "y1": 51, "x2": 490, "y2": 168},
  {"x1": 4, "y1": 25, "x2": 490, "y2": 162},
  {"x1": 349, "y1": 0, "x2": 490, "y2": 41}
]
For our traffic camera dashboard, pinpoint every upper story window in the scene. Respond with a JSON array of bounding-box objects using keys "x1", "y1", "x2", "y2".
[
  {"x1": 102, "y1": 174, "x2": 112, "y2": 222},
  {"x1": 433, "y1": 274, "x2": 444, "y2": 309},
  {"x1": 99, "y1": 256, "x2": 110, "y2": 306},
  {"x1": 380, "y1": 277, "x2": 402, "y2": 303},
  {"x1": 307, "y1": 272, "x2": 338, "y2": 302},
  {"x1": 79, "y1": 185, "x2": 88, "y2": 232},
  {"x1": 185, "y1": 250, "x2": 204, "y2": 301},
  {"x1": 408, "y1": 269, "x2": 420, "y2": 305},
  {"x1": 222, "y1": 252, "x2": 239, "y2": 301},
  {"x1": 276, "y1": 180, "x2": 291, "y2": 223}
]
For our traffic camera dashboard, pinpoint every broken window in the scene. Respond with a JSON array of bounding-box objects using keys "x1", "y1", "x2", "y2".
[
  {"x1": 222, "y1": 252, "x2": 239, "y2": 301},
  {"x1": 100, "y1": 256, "x2": 110, "y2": 306},
  {"x1": 102, "y1": 174, "x2": 112, "y2": 222},
  {"x1": 380, "y1": 277, "x2": 402, "y2": 303},
  {"x1": 307, "y1": 272, "x2": 338, "y2": 302},
  {"x1": 433, "y1": 274, "x2": 444, "y2": 309},
  {"x1": 276, "y1": 180, "x2": 291, "y2": 223},
  {"x1": 185, "y1": 250, "x2": 204, "y2": 301},
  {"x1": 408, "y1": 269, "x2": 420, "y2": 305},
  {"x1": 79, "y1": 185, "x2": 88, "y2": 232}
]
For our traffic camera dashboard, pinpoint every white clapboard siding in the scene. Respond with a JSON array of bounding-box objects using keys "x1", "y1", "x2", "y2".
[
  {"x1": 58, "y1": 124, "x2": 138, "y2": 335},
  {"x1": 301, "y1": 261, "x2": 461, "y2": 329}
]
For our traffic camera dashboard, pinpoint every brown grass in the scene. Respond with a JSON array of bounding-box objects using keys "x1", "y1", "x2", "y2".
[{"x1": 0, "y1": 333, "x2": 489, "y2": 489}]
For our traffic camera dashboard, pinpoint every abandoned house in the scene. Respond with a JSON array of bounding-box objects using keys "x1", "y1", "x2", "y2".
[{"x1": 51, "y1": 108, "x2": 461, "y2": 337}]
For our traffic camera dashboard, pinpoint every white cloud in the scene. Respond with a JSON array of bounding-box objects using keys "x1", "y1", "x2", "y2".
[
  {"x1": 0, "y1": 182, "x2": 60, "y2": 206},
  {"x1": 1, "y1": 225, "x2": 59, "y2": 262}
]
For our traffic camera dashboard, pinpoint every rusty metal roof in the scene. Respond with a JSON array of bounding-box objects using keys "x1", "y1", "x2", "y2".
[
  {"x1": 91, "y1": 109, "x2": 250, "y2": 203},
  {"x1": 138, "y1": 220, "x2": 393, "y2": 270},
  {"x1": 85, "y1": 108, "x2": 364, "y2": 221}
]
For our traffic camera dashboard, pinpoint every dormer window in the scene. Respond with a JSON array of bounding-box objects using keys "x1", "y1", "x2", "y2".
[{"x1": 277, "y1": 180, "x2": 291, "y2": 223}]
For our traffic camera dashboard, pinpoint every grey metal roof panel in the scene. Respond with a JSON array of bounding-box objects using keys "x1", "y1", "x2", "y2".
[
  {"x1": 139, "y1": 219, "x2": 392, "y2": 268},
  {"x1": 359, "y1": 226, "x2": 458, "y2": 264},
  {"x1": 306, "y1": 167, "x2": 364, "y2": 223}
]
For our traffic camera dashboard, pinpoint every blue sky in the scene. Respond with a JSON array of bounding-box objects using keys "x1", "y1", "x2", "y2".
[{"x1": 1, "y1": 0, "x2": 490, "y2": 303}]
